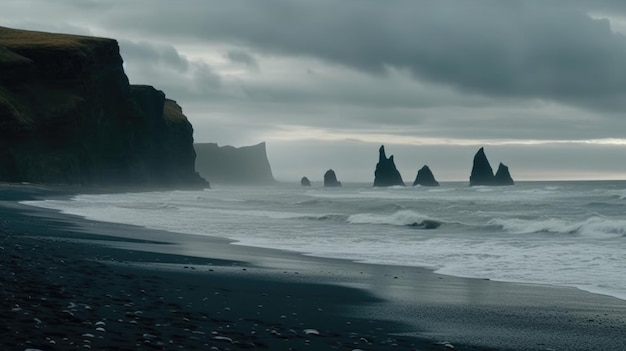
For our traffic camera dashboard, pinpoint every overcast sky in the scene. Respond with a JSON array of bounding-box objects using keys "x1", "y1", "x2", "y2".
[{"x1": 3, "y1": 0, "x2": 626, "y2": 182}]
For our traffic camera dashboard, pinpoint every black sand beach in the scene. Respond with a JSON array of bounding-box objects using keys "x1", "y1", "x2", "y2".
[{"x1": 2, "y1": 184, "x2": 626, "y2": 351}]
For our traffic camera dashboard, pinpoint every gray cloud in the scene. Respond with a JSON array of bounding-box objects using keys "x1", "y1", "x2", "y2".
[
  {"x1": 119, "y1": 40, "x2": 190, "y2": 72},
  {"x1": 95, "y1": 0, "x2": 626, "y2": 111},
  {"x1": 3, "y1": 0, "x2": 626, "y2": 180},
  {"x1": 226, "y1": 50, "x2": 259, "y2": 71}
]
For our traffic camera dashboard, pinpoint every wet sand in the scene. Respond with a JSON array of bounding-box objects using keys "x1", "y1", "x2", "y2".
[{"x1": 2, "y1": 183, "x2": 626, "y2": 350}]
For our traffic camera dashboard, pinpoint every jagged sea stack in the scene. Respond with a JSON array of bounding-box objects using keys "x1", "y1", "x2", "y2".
[
  {"x1": 494, "y1": 163, "x2": 514, "y2": 185},
  {"x1": 469, "y1": 147, "x2": 514, "y2": 186},
  {"x1": 469, "y1": 147, "x2": 495, "y2": 186},
  {"x1": 373, "y1": 145, "x2": 405, "y2": 187},
  {"x1": 300, "y1": 176, "x2": 311, "y2": 186},
  {"x1": 413, "y1": 165, "x2": 440, "y2": 186},
  {"x1": 323, "y1": 169, "x2": 342, "y2": 187}
]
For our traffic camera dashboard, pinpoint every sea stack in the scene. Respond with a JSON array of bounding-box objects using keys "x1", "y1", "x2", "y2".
[
  {"x1": 413, "y1": 165, "x2": 440, "y2": 186},
  {"x1": 300, "y1": 177, "x2": 311, "y2": 186},
  {"x1": 373, "y1": 145, "x2": 405, "y2": 187},
  {"x1": 469, "y1": 147, "x2": 514, "y2": 186},
  {"x1": 494, "y1": 163, "x2": 515, "y2": 185},
  {"x1": 323, "y1": 169, "x2": 342, "y2": 187}
]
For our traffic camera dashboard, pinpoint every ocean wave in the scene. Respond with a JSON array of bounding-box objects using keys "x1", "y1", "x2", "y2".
[
  {"x1": 488, "y1": 217, "x2": 626, "y2": 238},
  {"x1": 609, "y1": 189, "x2": 626, "y2": 200},
  {"x1": 115, "y1": 202, "x2": 178, "y2": 210},
  {"x1": 348, "y1": 210, "x2": 442, "y2": 229},
  {"x1": 293, "y1": 199, "x2": 322, "y2": 206},
  {"x1": 295, "y1": 214, "x2": 349, "y2": 222}
]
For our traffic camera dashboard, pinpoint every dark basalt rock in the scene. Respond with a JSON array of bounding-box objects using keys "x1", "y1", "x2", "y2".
[
  {"x1": 323, "y1": 169, "x2": 342, "y2": 187},
  {"x1": 469, "y1": 147, "x2": 495, "y2": 186},
  {"x1": 0, "y1": 26, "x2": 207, "y2": 188},
  {"x1": 469, "y1": 147, "x2": 514, "y2": 186},
  {"x1": 494, "y1": 163, "x2": 515, "y2": 185},
  {"x1": 373, "y1": 145, "x2": 405, "y2": 187},
  {"x1": 413, "y1": 165, "x2": 440, "y2": 187},
  {"x1": 194, "y1": 142, "x2": 276, "y2": 185},
  {"x1": 300, "y1": 176, "x2": 311, "y2": 187}
]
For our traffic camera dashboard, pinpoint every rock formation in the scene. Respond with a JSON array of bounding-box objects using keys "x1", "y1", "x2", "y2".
[
  {"x1": 194, "y1": 142, "x2": 276, "y2": 185},
  {"x1": 373, "y1": 145, "x2": 405, "y2": 187},
  {"x1": 494, "y1": 163, "x2": 515, "y2": 185},
  {"x1": 469, "y1": 147, "x2": 514, "y2": 186},
  {"x1": 0, "y1": 26, "x2": 207, "y2": 188},
  {"x1": 300, "y1": 177, "x2": 311, "y2": 187},
  {"x1": 323, "y1": 169, "x2": 342, "y2": 187},
  {"x1": 413, "y1": 165, "x2": 440, "y2": 186}
]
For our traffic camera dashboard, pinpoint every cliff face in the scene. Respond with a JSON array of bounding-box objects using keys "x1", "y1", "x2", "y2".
[
  {"x1": 0, "y1": 26, "x2": 207, "y2": 187},
  {"x1": 469, "y1": 147, "x2": 514, "y2": 186},
  {"x1": 194, "y1": 142, "x2": 276, "y2": 185},
  {"x1": 373, "y1": 145, "x2": 405, "y2": 187}
]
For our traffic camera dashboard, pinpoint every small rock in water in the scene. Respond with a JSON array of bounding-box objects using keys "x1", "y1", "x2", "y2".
[
  {"x1": 433, "y1": 341, "x2": 455, "y2": 349},
  {"x1": 303, "y1": 329, "x2": 320, "y2": 336},
  {"x1": 213, "y1": 336, "x2": 233, "y2": 343}
]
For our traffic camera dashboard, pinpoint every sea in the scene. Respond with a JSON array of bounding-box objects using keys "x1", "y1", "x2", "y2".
[{"x1": 22, "y1": 181, "x2": 626, "y2": 301}]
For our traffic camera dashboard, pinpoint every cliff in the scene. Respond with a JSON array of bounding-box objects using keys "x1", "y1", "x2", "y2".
[
  {"x1": 469, "y1": 147, "x2": 514, "y2": 186},
  {"x1": 323, "y1": 169, "x2": 342, "y2": 187},
  {"x1": 194, "y1": 142, "x2": 276, "y2": 185},
  {"x1": 0, "y1": 26, "x2": 207, "y2": 187},
  {"x1": 373, "y1": 145, "x2": 405, "y2": 187},
  {"x1": 413, "y1": 165, "x2": 440, "y2": 187}
]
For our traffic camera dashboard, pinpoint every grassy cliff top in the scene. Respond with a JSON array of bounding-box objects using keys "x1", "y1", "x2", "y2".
[{"x1": 0, "y1": 26, "x2": 114, "y2": 50}]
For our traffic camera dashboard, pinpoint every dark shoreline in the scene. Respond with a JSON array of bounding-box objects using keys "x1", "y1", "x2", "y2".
[{"x1": 2, "y1": 183, "x2": 626, "y2": 350}]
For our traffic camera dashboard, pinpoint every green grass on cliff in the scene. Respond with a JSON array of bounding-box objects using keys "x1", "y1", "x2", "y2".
[{"x1": 0, "y1": 26, "x2": 112, "y2": 52}]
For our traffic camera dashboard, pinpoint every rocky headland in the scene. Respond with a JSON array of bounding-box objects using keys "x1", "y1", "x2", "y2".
[
  {"x1": 373, "y1": 145, "x2": 405, "y2": 187},
  {"x1": 469, "y1": 147, "x2": 514, "y2": 186},
  {"x1": 194, "y1": 142, "x2": 276, "y2": 185},
  {"x1": 0, "y1": 26, "x2": 206, "y2": 188}
]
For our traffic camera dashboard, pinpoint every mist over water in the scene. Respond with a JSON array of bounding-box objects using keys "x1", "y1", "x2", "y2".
[{"x1": 23, "y1": 181, "x2": 626, "y2": 300}]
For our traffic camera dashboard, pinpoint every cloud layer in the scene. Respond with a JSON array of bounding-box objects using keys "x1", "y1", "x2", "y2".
[{"x1": 2, "y1": 0, "x2": 626, "y2": 180}]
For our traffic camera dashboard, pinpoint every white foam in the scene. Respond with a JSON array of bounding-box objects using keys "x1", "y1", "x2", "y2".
[
  {"x1": 489, "y1": 216, "x2": 626, "y2": 238},
  {"x1": 20, "y1": 182, "x2": 626, "y2": 301},
  {"x1": 348, "y1": 210, "x2": 432, "y2": 226}
]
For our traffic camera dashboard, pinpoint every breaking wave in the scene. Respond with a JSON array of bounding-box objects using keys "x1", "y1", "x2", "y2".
[
  {"x1": 488, "y1": 217, "x2": 626, "y2": 238},
  {"x1": 348, "y1": 210, "x2": 442, "y2": 229}
]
